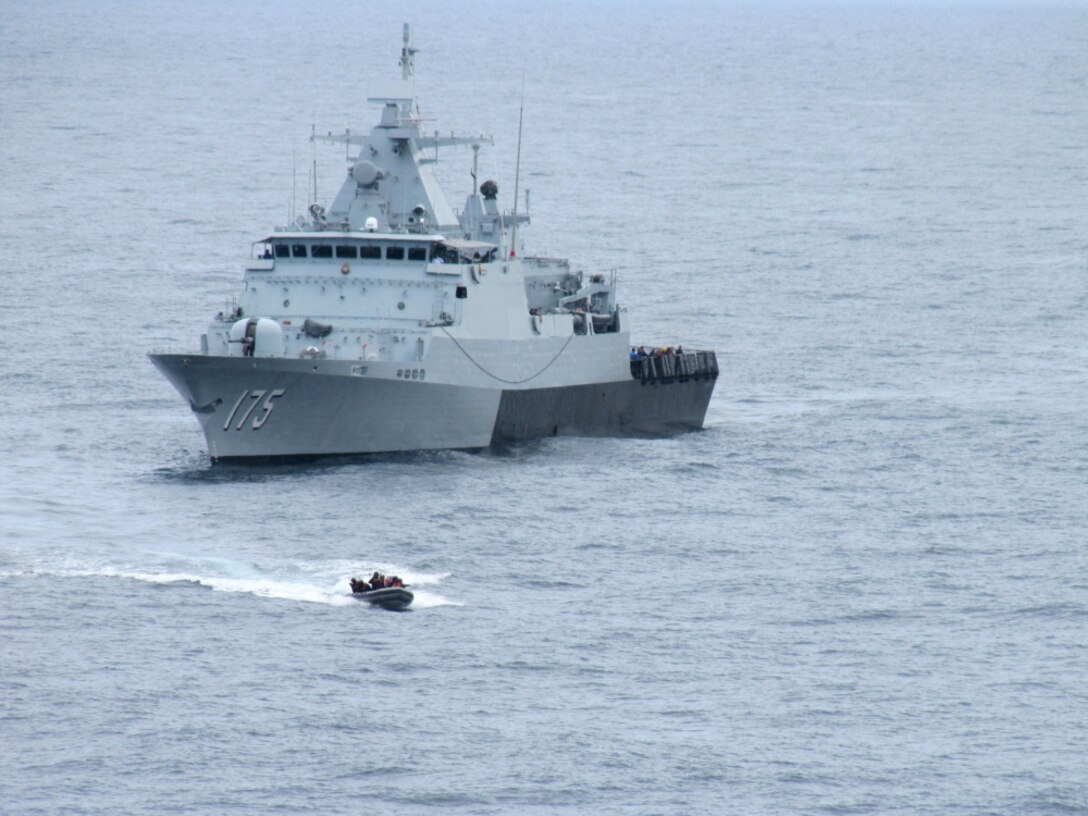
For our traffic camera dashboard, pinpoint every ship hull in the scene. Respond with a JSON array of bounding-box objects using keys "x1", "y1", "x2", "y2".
[{"x1": 150, "y1": 350, "x2": 715, "y2": 461}]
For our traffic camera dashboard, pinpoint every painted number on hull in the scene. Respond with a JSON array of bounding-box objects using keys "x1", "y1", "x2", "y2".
[{"x1": 223, "y1": 389, "x2": 287, "y2": 431}]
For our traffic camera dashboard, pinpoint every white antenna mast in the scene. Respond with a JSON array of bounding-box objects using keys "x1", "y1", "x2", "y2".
[
  {"x1": 471, "y1": 142, "x2": 480, "y2": 195},
  {"x1": 310, "y1": 123, "x2": 317, "y2": 205},
  {"x1": 400, "y1": 24, "x2": 416, "y2": 80},
  {"x1": 509, "y1": 88, "x2": 524, "y2": 258}
]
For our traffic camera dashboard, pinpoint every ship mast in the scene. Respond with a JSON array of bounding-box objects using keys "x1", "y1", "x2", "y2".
[
  {"x1": 400, "y1": 24, "x2": 416, "y2": 80},
  {"x1": 510, "y1": 100, "x2": 524, "y2": 258}
]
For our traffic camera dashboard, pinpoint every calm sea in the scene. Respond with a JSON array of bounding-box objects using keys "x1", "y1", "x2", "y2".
[{"x1": 2, "y1": 1, "x2": 1086, "y2": 813}]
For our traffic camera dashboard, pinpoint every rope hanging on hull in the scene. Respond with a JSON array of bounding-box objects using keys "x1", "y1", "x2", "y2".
[{"x1": 439, "y1": 328, "x2": 576, "y2": 385}]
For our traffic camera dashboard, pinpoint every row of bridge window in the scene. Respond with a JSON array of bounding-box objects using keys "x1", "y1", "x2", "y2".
[{"x1": 272, "y1": 243, "x2": 430, "y2": 261}]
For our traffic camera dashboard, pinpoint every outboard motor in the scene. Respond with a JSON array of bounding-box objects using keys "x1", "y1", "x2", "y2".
[{"x1": 229, "y1": 318, "x2": 285, "y2": 358}]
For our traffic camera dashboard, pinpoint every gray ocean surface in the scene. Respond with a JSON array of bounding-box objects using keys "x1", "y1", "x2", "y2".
[{"x1": 2, "y1": 1, "x2": 1087, "y2": 813}]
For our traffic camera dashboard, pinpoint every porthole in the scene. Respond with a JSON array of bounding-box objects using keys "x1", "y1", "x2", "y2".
[
  {"x1": 397, "y1": 301, "x2": 406, "y2": 311},
  {"x1": 283, "y1": 299, "x2": 290, "y2": 307}
]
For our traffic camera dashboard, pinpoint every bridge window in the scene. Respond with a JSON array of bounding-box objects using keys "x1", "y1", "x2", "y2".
[
  {"x1": 292, "y1": 244, "x2": 307, "y2": 258},
  {"x1": 408, "y1": 247, "x2": 427, "y2": 261},
  {"x1": 274, "y1": 244, "x2": 290, "y2": 258},
  {"x1": 360, "y1": 246, "x2": 381, "y2": 260},
  {"x1": 386, "y1": 246, "x2": 405, "y2": 260},
  {"x1": 336, "y1": 245, "x2": 358, "y2": 259},
  {"x1": 311, "y1": 245, "x2": 333, "y2": 258}
]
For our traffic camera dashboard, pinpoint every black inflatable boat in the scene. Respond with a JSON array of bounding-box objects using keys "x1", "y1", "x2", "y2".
[{"x1": 352, "y1": 586, "x2": 414, "y2": 610}]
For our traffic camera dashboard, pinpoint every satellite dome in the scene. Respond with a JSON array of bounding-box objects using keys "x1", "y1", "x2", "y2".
[{"x1": 352, "y1": 161, "x2": 380, "y2": 187}]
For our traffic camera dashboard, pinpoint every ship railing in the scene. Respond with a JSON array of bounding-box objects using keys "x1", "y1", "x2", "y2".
[
  {"x1": 522, "y1": 256, "x2": 571, "y2": 270},
  {"x1": 630, "y1": 351, "x2": 719, "y2": 384},
  {"x1": 149, "y1": 347, "x2": 201, "y2": 356}
]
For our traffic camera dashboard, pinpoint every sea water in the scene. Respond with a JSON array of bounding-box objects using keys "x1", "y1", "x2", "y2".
[{"x1": 1, "y1": 1, "x2": 1086, "y2": 813}]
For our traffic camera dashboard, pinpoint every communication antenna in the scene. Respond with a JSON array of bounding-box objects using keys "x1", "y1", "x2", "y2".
[
  {"x1": 471, "y1": 142, "x2": 480, "y2": 195},
  {"x1": 400, "y1": 24, "x2": 416, "y2": 80},
  {"x1": 509, "y1": 88, "x2": 524, "y2": 258},
  {"x1": 311, "y1": 123, "x2": 318, "y2": 206}
]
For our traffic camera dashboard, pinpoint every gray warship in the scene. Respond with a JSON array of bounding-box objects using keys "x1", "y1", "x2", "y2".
[{"x1": 150, "y1": 26, "x2": 718, "y2": 460}]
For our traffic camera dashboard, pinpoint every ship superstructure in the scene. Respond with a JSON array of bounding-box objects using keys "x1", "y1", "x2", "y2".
[{"x1": 151, "y1": 25, "x2": 717, "y2": 460}]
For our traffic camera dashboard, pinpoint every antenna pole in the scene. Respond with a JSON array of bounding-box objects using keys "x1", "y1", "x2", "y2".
[
  {"x1": 400, "y1": 24, "x2": 415, "y2": 80},
  {"x1": 510, "y1": 99, "x2": 524, "y2": 258},
  {"x1": 471, "y1": 142, "x2": 480, "y2": 194},
  {"x1": 311, "y1": 124, "x2": 317, "y2": 205}
]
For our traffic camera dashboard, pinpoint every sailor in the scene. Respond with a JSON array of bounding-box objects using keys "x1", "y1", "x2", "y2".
[
  {"x1": 369, "y1": 571, "x2": 384, "y2": 590},
  {"x1": 630, "y1": 347, "x2": 639, "y2": 360}
]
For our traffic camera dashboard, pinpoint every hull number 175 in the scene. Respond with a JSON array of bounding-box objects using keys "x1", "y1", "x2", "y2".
[{"x1": 223, "y1": 389, "x2": 287, "y2": 431}]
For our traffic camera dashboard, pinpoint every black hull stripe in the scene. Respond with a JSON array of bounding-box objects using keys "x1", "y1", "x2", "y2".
[{"x1": 491, "y1": 378, "x2": 716, "y2": 444}]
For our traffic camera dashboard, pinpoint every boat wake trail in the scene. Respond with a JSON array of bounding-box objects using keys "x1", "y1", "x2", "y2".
[{"x1": 3, "y1": 556, "x2": 460, "y2": 609}]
